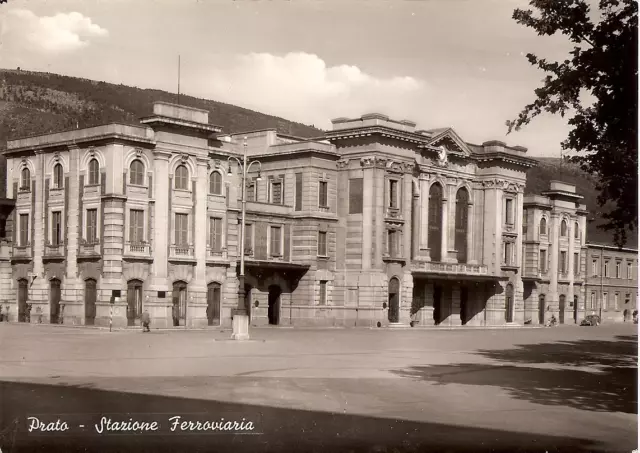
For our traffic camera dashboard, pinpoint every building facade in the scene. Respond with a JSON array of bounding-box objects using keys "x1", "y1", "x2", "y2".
[
  {"x1": 585, "y1": 243, "x2": 638, "y2": 323},
  {"x1": 0, "y1": 102, "x2": 611, "y2": 328}
]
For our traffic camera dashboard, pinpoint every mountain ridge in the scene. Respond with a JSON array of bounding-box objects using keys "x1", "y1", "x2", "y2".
[{"x1": 0, "y1": 68, "x2": 635, "y2": 248}]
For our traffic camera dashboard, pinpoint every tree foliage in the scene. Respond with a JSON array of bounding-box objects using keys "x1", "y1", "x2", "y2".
[{"x1": 507, "y1": 0, "x2": 638, "y2": 247}]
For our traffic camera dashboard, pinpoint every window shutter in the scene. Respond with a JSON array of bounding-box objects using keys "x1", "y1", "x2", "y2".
[
  {"x1": 279, "y1": 174, "x2": 285, "y2": 204},
  {"x1": 255, "y1": 222, "x2": 268, "y2": 260},
  {"x1": 295, "y1": 173, "x2": 302, "y2": 211},
  {"x1": 284, "y1": 224, "x2": 290, "y2": 261}
]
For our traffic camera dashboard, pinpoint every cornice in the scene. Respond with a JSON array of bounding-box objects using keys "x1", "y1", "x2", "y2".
[
  {"x1": 480, "y1": 178, "x2": 525, "y2": 193},
  {"x1": 326, "y1": 125, "x2": 429, "y2": 145}
]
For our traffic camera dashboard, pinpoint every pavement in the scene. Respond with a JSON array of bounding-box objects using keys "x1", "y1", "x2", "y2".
[{"x1": 0, "y1": 322, "x2": 637, "y2": 453}]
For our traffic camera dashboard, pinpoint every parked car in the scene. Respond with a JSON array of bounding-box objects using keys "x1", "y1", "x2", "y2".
[{"x1": 580, "y1": 314, "x2": 601, "y2": 326}]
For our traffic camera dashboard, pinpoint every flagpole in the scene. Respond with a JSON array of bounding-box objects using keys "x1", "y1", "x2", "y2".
[{"x1": 177, "y1": 55, "x2": 181, "y2": 105}]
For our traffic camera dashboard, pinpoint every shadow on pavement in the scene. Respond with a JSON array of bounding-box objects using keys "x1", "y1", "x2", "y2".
[
  {"x1": 393, "y1": 335, "x2": 638, "y2": 414},
  {"x1": 0, "y1": 379, "x2": 601, "y2": 453}
]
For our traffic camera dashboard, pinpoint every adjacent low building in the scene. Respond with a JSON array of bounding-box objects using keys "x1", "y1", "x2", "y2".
[{"x1": 0, "y1": 101, "x2": 632, "y2": 328}]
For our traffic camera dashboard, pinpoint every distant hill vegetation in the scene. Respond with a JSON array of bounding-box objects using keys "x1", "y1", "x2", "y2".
[{"x1": 0, "y1": 68, "x2": 634, "y2": 247}]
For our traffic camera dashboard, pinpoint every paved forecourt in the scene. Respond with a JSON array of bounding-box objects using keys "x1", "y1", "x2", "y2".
[{"x1": 0, "y1": 323, "x2": 637, "y2": 452}]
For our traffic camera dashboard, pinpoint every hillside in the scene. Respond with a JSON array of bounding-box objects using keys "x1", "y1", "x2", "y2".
[{"x1": 0, "y1": 69, "x2": 634, "y2": 248}]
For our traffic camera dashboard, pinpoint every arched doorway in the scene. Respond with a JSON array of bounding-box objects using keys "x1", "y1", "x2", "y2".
[
  {"x1": 127, "y1": 280, "x2": 143, "y2": 326},
  {"x1": 428, "y1": 184, "x2": 443, "y2": 262},
  {"x1": 433, "y1": 285, "x2": 443, "y2": 325},
  {"x1": 85, "y1": 279, "x2": 97, "y2": 326},
  {"x1": 18, "y1": 279, "x2": 28, "y2": 322},
  {"x1": 207, "y1": 282, "x2": 221, "y2": 326},
  {"x1": 538, "y1": 294, "x2": 546, "y2": 324},
  {"x1": 460, "y1": 285, "x2": 469, "y2": 325},
  {"x1": 50, "y1": 279, "x2": 61, "y2": 324},
  {"x1": 388, "y1": 277, "x2": 400, "y2": 323},
  {"x1": 573, "y1": 295, "x2": 579, "y2": 323},
  {"x1": 559, "y1": 295, "x2": 566, "y2": 324},
  {"x1": 454, "y1": 188, "x2": 469, "y2": 263},
  {"x1": 505, "y1": 284, "x2": 514, "y2": 323},
  {"x1": 172, "y1": 281, "x2": 187, "y2": 326},
  {"x1": 268, "y1": 285, "x2": 282, "y2": 325}
]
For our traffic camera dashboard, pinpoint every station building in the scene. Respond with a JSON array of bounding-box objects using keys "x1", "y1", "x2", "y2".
[{"x1": 0, "y1": 101, "x2": 623, "y2": 328}]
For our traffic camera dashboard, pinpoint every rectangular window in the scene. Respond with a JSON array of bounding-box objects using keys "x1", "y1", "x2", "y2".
[
  {"x1": 19, "y1": 213, "x2": 29, "y2": 246},
  {"x1": 615, "y1": 262, "x2": 621, "y2": 278},
  {"x1": 175, "y1": 213, "x2": 188, "y2": 246},
  {"x1": 388, "y1": 230, "x2": 399, "y2": 257},
  {"x1": 604, "y1": 260, "x2": 610, "y2": 277},
  {"x1": 295, "y1": 173, "x2": 302, "y2": 211},
  {"x1": 129, "y1": 210, "x2": 144, "y2": 244},
  {"x1": 573, "y1": 253, "x2": 579, "y2": 275},
  {"x1": 86, "y1": 209, "x2": 98, "y2": 243},
  {"x1": 503, "y1": 242, "x2": 514, "y2": 266},
  {"x1": 590, "y1": 292, "x2": 596, "y2": 309},
  {"x1": 389, "y1": 180, "x2": 399, "y2": 209},
  {"x1": 244, "y1": 223, "x2": 253, "y2": 254},
  {"x1": 318, "y1": 231, "x2": 327, "y2": 256},
  {"x1": 505, "y1": 198, "x2": 513, "y2": 225},
  {"x1": 319, "y1": 281, "x2": 327, "y2": 305},
  {"x1": 614, "y1": 293, "x2": 619, "y2": 310},
  {"x1": 51, "y1": 211, "x2": 62, "y2": 246},
  {"x1": 246, "y1": 182, "x2": 256, "y2": 202},
  {"x1": 209, "y1": 217, "x2": 223, "y2": 252},
  {"x1": 270, "y1": 226, "x2": 282, "y2": 257},
  {"x1": 270, "y1": 181, "x2": 282, "y2": 204},
  {"x1": 540, "y1": 250, "x2": 547, "y2": 273},
  {"x1": 348, "y1": 178, "x2": 363, "y2": 214},
  {"x1": 522, "y1": 209, "x2": 528, "y2": 235},
  {"x1": 602, "y1": 292, "x2": 608, "y2": 310},
  {"x1": 319, "y1": 180, "x2": 328, "y2": 207},
  {"x1": 592, "y1": 259, "x2": 598, "y2": 276},
  {"x1": 628, "y1": 262, "x2": 634, "y2": 280},
  {"x1": 560, "y1": 251, "x2": 567, "y2": 273}
]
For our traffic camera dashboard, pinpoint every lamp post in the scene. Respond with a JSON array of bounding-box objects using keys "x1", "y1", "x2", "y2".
[{"x1": 227, "y1": 137, "x2": 262, "y2": 340}]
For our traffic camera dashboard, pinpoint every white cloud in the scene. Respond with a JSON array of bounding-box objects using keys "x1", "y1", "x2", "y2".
[
  {"x1": 0, "y1": 9, "x2": 108, "y2": 55},
  {"x1": 203, "y1": 52, "x2": 426, "y2": 128}
]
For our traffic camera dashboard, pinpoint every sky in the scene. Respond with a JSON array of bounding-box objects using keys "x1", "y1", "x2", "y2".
[{"x1": 0, "y1": 0, "x2": 579, "y2": 156}]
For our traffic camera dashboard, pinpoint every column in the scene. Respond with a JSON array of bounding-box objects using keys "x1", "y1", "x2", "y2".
[
  {"x1": 419, "y1": 178, "x2": 429, "y2": 255},
  {"x1": 361, "y1": 159, "x2": 374, "y2": 270},
  {"x1": 549, "y1": 213, "x2": 560, "y2": 313},
  {"x1": 440, "y1": 196, "x2": 449, "y2": 263},
  {"x1": 62, "y1": 145, "x2": 81, "y2": 323},
  {"x1": 402, "y1": 172, "x2": 412, "y2": 260},
  {"x1": 373, "y1": 161, "x2": 385, "y2": 267},
  {"x1": 150, "y1": 151, "x2": 171, "y2": 291},
  {"x1": 412, "y1": 189, "x2": 420, "y2": 259},
  {"x1": 466, "y1": 201, "x2": 474, "y2": 264}
]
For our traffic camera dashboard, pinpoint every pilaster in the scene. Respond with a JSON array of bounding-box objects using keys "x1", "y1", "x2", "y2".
[
  {"x1": 515, "y1": 190, "x2": 524, "y2": 293},
  {"x1": 412, "y1": 186, "x2": 420, "y2": 259},
  {"x1": 419, "y1": 178, "x2": 429, "y2": 255},
  {"x1": 402, "y1": 171, "x2": 412, "y2": 261},
  {"x1": 373, "y1": 159, "x2": 385, "y2": 268},
  {"x1": 361, "y1": 158, "x2": 374, "y2": 270},
  {"x1": 150, "y1": 150, "x2": 171, "y2": 291},
  {"x1": 549, "y1": 213, "x2": 560, "y2": 305},
  {"x1": 193, "y1": 158, "x2": 208, "y2": 290},
  {"x1": 440, "y1": 196, "x2": 450, "y2": 263},
  {"x1": 466, "y1": 201, "x2": 475, "y2": 264},
  {"x1": 62, "y1": 145, "x2": 81, "y2": 319}
]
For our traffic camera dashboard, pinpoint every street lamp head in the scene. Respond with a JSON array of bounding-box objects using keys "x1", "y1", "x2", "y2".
[
  {"x1": 227, "y1": 166, "x2": 233, "y2": 176},
  {"x1": 255, "y1": 172, "x2": 263, "y2": 181}
]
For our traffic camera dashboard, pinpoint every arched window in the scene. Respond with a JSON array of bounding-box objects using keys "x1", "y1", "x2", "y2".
[
  {"x1": 540, "y1": 217, "x2": 547, "y2": 235},
  {"x1": 454, "y1": 187, "x2": 469, "y2": 263},
  {"x1": 129, "y1": 160, "x2": 145, "y2": 186},
  {"x1": 175, "y1": 165, "x2": 189, "y2": 190},
  {"x1": 88, "y1": 159, "x2": 100, "y2": 185},
  {"x1": 428, "y1": 183, "x2": 443, "y2": 262},
  {"x1": 561, "y1": 219, "x2": 567, "y2": 236},
  {"x1": 20, "y1": 167, "x2": 30, "y2": 190},
  {"x1": 53, "y1": 163, "x2": 64, "y2": 189},
  {"x1": 209, "y1": 171, "x2": 222, "y2": 195},
  {"x1": 574, "y1": 222, "x2": 579, "y2": 239}
]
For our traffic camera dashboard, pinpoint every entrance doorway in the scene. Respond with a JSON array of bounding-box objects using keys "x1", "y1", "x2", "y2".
[
  {"x1": 388, "y1": 277, "x2": 400, "y2": 323},
  {"x1": 18, "y1": 278, "x2": 28, "y2": 322},
  {"x1": 433, "y1": 285, "x2": 443, "y2": 325},
  {"x1": 559, "y1": 295, "x2": 566, "y2": 324},
  {"x1": 172, "y1": 281, "x2": 187, "y2": 326},
  {"x1": 538, "y1": 294, "x2": 546, "y2": 324},
  {"x1": 573, "y1": 295, "x2": 579, "y2": 323},
  {"x1": 505, "y1": 284, "x2": 514, "y2": 323},
  {"x1": 460, "y1": 286, "x2": 468, "y2": 325},
  {"x1": 268, "y1": 285, "x2": 281, "y2": 325},
  {"x1": 207, "y1": 282, "x2": 221, "y2": 326},
  {"x1": 50, "y1": 279, "x2": 61, "y2": 324},
  {"x1": 85, "y1": 279, "x2": 97, "y2": 325},
  {"x1": 127, "y1": 280, "x2": 143, "y2": 326}
]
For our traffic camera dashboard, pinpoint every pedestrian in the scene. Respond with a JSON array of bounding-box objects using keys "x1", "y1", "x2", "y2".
[{"x1": 141, "y1": 309, "x2": 151, "y2": 333}]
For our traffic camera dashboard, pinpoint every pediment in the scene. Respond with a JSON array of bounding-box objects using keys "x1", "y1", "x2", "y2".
[{"x1": 425, "y1": 128, "x2": 472, "y2": 157}]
